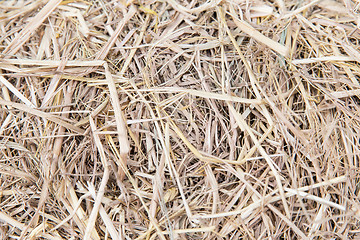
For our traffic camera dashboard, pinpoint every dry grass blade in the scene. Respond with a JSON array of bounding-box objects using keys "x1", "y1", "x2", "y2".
[
  {"x1": 227, "y1": 5, "x2": 289, "y2": 57},
  {"x1": 104, "y1": 62, "x2": 130, "y2": 180},
  {"x1": 2, "y1": 0, "x2": 62, "y2": 56},
  {"x1": 0, "y1": 75, "x2": 35, "y2": 107},
  {"x1": 292, "y1": 56, "x2": 354, "y2": 64},
  {"x1": 0, "y1": 59, "x2": 105, "y2": 67},
  {"x1": 0, "y1": 100, "x2": 84, "y2": 134},
  {"x1": 95, "y1": 6, "x2": 137, "y2": 61},
  {"x1": 84, "y1": 117, "x2": 111, "y2": 240}
]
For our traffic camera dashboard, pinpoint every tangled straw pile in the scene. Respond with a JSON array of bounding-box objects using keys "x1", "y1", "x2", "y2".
[{"x1": 0, "y1": 0, "x2": 360, "y2": 239}]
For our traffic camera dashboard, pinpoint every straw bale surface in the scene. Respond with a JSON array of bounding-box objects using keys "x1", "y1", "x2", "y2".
[{"x1": 0, "y1": 0, "x2": 359, "y2": 239}]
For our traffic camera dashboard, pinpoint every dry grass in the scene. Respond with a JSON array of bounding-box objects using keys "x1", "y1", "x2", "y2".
[{"x1": 0, "y1": 0, "x2": 360, "y2": 239}]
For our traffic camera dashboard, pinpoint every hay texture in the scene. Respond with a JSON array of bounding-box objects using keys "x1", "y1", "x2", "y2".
[{"x1": 0, "y1": 0, "x2": 360, "y2": 239}]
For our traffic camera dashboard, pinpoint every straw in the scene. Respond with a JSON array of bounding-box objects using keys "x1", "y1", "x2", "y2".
[{"x1": 0, "y1": 0, "x2": 358, "y2": 239}]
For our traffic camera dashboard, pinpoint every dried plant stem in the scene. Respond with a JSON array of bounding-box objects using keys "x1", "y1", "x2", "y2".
[{"x1": 104, "y1": 63, "x2": 130, "y2": 180}]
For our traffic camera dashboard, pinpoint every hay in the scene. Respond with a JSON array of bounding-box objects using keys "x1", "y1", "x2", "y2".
[{"x1": 0, "y1": 0, "x2": 359, "y2": 239}]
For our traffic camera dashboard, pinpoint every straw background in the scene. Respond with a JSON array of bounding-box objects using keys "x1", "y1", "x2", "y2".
[{"x1": 0, "y1": 0, "x2": 360, "y2": 239}]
